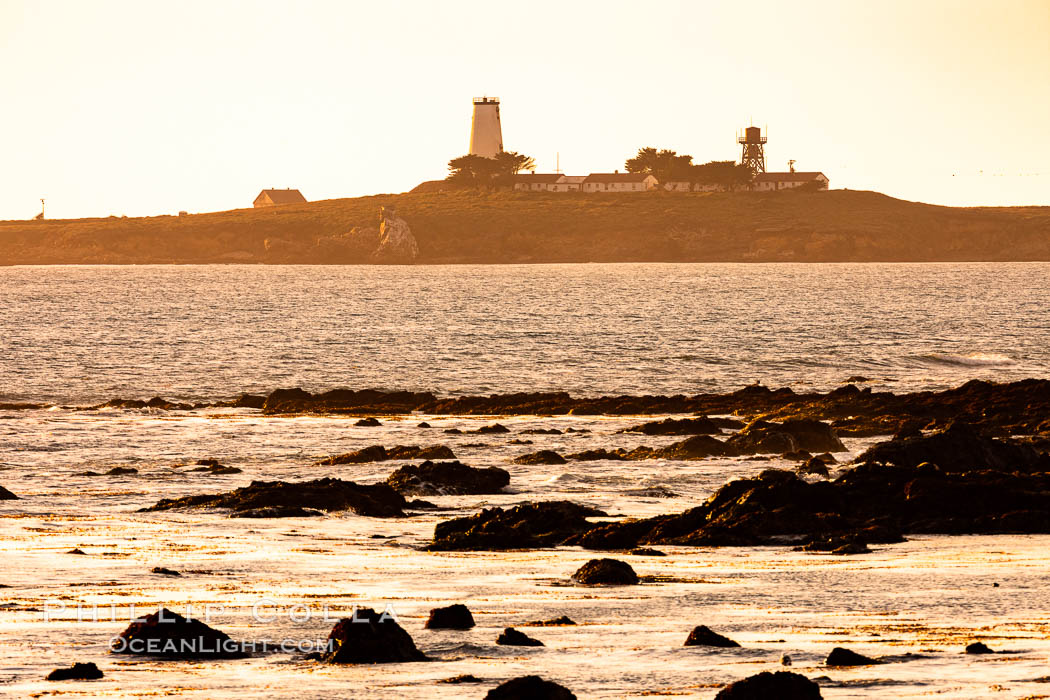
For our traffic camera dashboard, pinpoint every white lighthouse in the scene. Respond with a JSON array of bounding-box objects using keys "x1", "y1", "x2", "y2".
[{"x1": 469, "y1": 96, "x2": 503, "y2": 159}]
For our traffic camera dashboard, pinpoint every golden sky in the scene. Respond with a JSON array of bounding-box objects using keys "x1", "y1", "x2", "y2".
[{"x1": 1, "y1": 0, "x2": 1048, "y2": 219}]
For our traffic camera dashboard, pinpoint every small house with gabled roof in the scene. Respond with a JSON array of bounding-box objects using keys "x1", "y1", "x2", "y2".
[{"x1": 253, "y1": 188, "x2": 307, "y2": 208}]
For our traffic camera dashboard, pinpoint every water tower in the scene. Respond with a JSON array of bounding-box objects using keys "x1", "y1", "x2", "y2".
[
  {"x1": 469, "y1": 96, "x2": 503, "y2": 159},
  {"x1": 738, "y1": 125, "x2": 767, "y2": 177}
]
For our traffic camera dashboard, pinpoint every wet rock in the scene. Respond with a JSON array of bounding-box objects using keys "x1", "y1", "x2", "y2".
[
  {"x1": 684, "y1": 625, "x2": 740, "y2": 648},
  {"x1": 783, "y1": 450, "x2": 813, "y2": 461},
  {"x1": 520, "y1": 428, "x2": 563, "y2": 435},
  {"x1": 261, "y1": 388, "x2": 435, "y2": 415},
  {"x1": 189, "y1": 464, "x2": 242, "y2": 475},
  {"x1": 67, "y1": 548, "x2": 86, "y2": 555},
  {"x1": 730, "y1": 419, "x2": 844, "y2": 455},
  {"x1": 231, "y1": 505, "x2": 324, "y2": 518},
  {"x1": 143, "y1": 477, "x2": 408, "y2": 517},
  {"x1": 46, "y1": 662, "x2": 104, "y2": 681},
  {"x1": 417, "y1": 421, "x2": 431, "y2": 428},
  {"x1": 443, "y1": 428, "x2": 462, "y2": 434},
  {"x1": 574, "y1": 454, "x2": 1050, "y2": 551},
  {"x1": 855, "y1": 422, "x2": 1050, "y2": 473},
  {"x1": 512, "y1": 450, "x2": 567, "y2": 465},
  {"x1": 496, "y1": 627, "x2": 543, "y2": 647},
  {"x1": 150, "y1": 566, "x2": 181, "y2": 576},
  {"x1": 565, "y1": 448, "x2": 628, "y2": 461},
  {"x1": 441, "y1": 674, "x2": 482, "y2": 683},
  {"x1": 386, "y1": 460, "x2": 510, "y2": 496},
  {"x1": 966, "y1": 641, "x2": 994, "y2": 654},
  {"x1": 797, "y1": 458, "x2": 830, "y2": 477},
  {"x1": 620, "y1": 417, "x2": 722, "y2": 435},
  {"x1": 714, "y1": 670, "x2": 822, "y2": 699},
  {"x1": 825, "y1": 647, "x2": 882, "y2": 666},
  {"x1": 428, "y1": 501, "x2": 607, "y2": 551},
  {"x1": 424, "y1": 604, "x2": 475, "y2": 630},
  {"x1": 508, "y1": 439, "x2": 533, "y2": 445},
  {"x1": 797, "y1": 535, "x2": 871, "y2": 555},
  {"x1": 112, "y1": 608, "x2": 245, "y2": 658},
  {"x1": 485, "y1": 675, "x2": 575, "y2": 699},
  {"x1": 407, "y1": 499, "x2": 438, "y2": 509},
  {"x1": 105, "y1": 467, "x2": 138, "y2": 476},
  {"x1": 319, "y1": 444, "x2": 456, "y2": 465},
  {"x1": 228, "y1": 393, "x2": 266, "y2": 409},
  {"x1": 0, "y1": 485, "x2": 18, "y2": 500},
  {"x1": 571, "y1": 558, "x2": 638, "y2": 585},
  {"x1": 321, "y1": 607, "x2": 426, "y2": 663},
  {"x1": 355, "y1": 417, "x2": 382, "y2": 426},
  {"x1": 629, "y1": 547, "x2": 666, "y2": 556},
  {"x1": 525, "y1": 616, "x2": 576, "y2": 626},
  {"x1": 472, "y1": 423, "x2": 511, "y2": 434}
]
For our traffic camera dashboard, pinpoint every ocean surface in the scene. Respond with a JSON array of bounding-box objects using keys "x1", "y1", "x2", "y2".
[
  {"x1": 2, "y1": 263, "x2": 1050, "y2": 699},
  {"x1": 2, "y1": 263, "x2": 1049, "y2": 404}
]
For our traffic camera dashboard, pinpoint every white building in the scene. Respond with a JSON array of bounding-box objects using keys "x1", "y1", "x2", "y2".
[
  {"x1": 550, "y1": 175, "x2": 585, "y2": 192},
  {"x1": 581, "y1": 172, "x2": 659, "y2": 192},
  {"x1": 753, "y1": 172, "x2": 829, "y2": 191},
  {"x1": 512, "y1": 173, "x2": 565, "y2": 192}
]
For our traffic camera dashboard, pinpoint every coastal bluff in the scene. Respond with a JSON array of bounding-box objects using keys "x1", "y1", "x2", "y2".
[{"x1": 2, "y1": 189, "x2": 1048, "y2": 265}]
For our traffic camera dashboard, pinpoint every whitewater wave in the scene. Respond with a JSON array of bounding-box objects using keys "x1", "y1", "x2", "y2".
[{"x1": 921, "y1": 352, "x2": 1017, "y2": 367}]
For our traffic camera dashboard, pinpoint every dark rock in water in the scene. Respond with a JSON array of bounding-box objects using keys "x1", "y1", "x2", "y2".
[
  {"x1": 520, "y1": 428, "x2": 563, "y2": 435},
  {"x1": 261, "y1": 387, "x2": 435, "y2": 415},
  {"x1": 798, "y1": 534, "x2": 871, "y2": 555},
  {"x1": 46, "y1": 662, "x2": 104, "y2": 681},
  {"x1": 428, "y1": 501, "x2": 607, "y2": 551},
  {"x1": 512, "y1": 450, "x2": 567, "y2": 465},
  {"x1": 656, "y1": 434, "x2": 738, "y2": 459},
  {"x1": 321, "y1": 607, "x2": 426, "y2": 663},
  {"x1": 571, "y1": 558, "x2": 638, "y2": 585},
  {"x1": 564, "y1": 427, "x2": 590, "y2": 433},
  {"x1": 825, "y1": 646, "x2": 882, "y2": 666},
  {"x1": 189, "y1": 464, "x2": 242, "y2": 475},
  {"x1": 855, "y1": 422, "x2": 1050, "y2": 472},
  {"x1": 386, "y1": 460, "x2": 510, "y2": 496},
  {"x1": 0, "y1": 485, "x2": 18, "y2": 500},
  {"x1": 417, "y1": 421, "x2": 431, "y2": 428},
  {"x1": 630, "y1": 547, "x2": 666, "y2": 556},
  {"x1": 496, "y1": 627, "x2": 544, "y2": 647},
  {"x1": 814, "y1": 452, "x2": 838, "y2": 463},
  {"x1": 621, "y1": 417, "x2": 722, "y2": 435},
  {"x1": 472, "y1": 423, "x2": 511, "y2": 434},
  {"x1": 783, "y1": 450, "x2": 813, "y2": 461},
  {"x1": 228, "y1": 393, "x2": 266, "y2": 409},
  {"x1": 407, "y1": 499, "x2": 438, "y2": 509},
  {"x1": 112, "y1": 608, "x2": 245, "y2": 658},
  {"x1": 319, "y1": 444, "x2": 456, "y2": 465},
  {"x1": 68, "y1": 548, "x2": 86, "y2": 555},
  {"x1": 231, "y1": 505, "x2": 324, "y2": 518},
  {"x1": 441, "y1": 674, "x2": 482, "y2": 683},
  {"x1": 142, "y1": 477, "x2": 408, "y2": 517},
  {"x1": 485, "y1": 675, "x2": 575, "y2": 699},
  {"x1": 565, "y1": 448, "x2": 628, "y2": 461},
  {"x1": 105, "y1": 467, "x2": 138, "y2": 476},
  {"x1": 684, "y1": 625, "x2": 741, "y2": 648},
  {"x1": 443, "y1": 428, "x2": 462, "y2": 434},
  {"x1": 525, "y1": 616, "x2": 576, "y2": 626},
  {"x1": 966, "y1": 641, "x2": 994, "y2": 654},
  {"x1": 425, "y1": 604, "x2": 475, "y2": 629},
  {"x1": 574, "y1": 451, "x2": 1050, "y2": 551},
  {"x1": 150, "y1": 566, "x2": 181, "y2": 576},
  {"x1": 355, "y1": 417, "x2": 382, "y2": 426},
  {"x1": 714, "y1": 670, "x2": 822, "y2": 699},
  {"x1": 797, "y1": 458, "x2": 830, "y2": 477},
  {"x1": 730, "y1": 419, "x2": 845, "y2": 454},
  {"x1": 508, "y1": 439, "x2": 534, "y2": 445}
]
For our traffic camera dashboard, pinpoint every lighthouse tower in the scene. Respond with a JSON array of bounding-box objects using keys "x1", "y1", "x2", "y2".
[{"x1": 469, "y1": 97, "x2": 503, "y2": 158}]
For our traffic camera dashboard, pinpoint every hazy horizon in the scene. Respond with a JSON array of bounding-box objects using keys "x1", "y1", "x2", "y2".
[{"x1": 2, "y1": 0, "x2": 1049, "y2": 220}]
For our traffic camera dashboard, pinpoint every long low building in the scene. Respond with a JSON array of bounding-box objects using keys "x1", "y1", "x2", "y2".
[
  {"x1": 753, "y1": 172, "x2": 829, "y2": 191},
  {"x1": 513, "y1": 172, "x2": 657, "y2": 192}
]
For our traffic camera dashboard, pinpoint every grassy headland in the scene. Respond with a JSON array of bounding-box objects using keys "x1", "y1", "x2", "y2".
[{"x1": 2, "y1": 189, "x2": 1048, "y2": 264}]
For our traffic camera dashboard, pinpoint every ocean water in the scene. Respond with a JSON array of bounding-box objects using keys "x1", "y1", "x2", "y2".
[
  {"x1": 1, "y1": 263, "x2": 1048, "y2": 404},
  {"x1": 2, "y1": 263, "x2": 1049, "y2": 699}
]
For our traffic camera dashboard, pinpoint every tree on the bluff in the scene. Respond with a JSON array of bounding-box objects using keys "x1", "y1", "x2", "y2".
[
  {"x1": 625, "y1": 148, "x2": 694, "y2": 182},
  {"x1": 447, "y1": 151, "x2": 537, "y2": 188},
  {"x1": 690, "y1": 160, "x2": 753, "y2": 190}
]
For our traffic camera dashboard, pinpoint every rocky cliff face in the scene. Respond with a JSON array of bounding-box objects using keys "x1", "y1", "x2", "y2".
[{"x1": 372, "y1": 206, "x2": 419, "y2": 263}]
